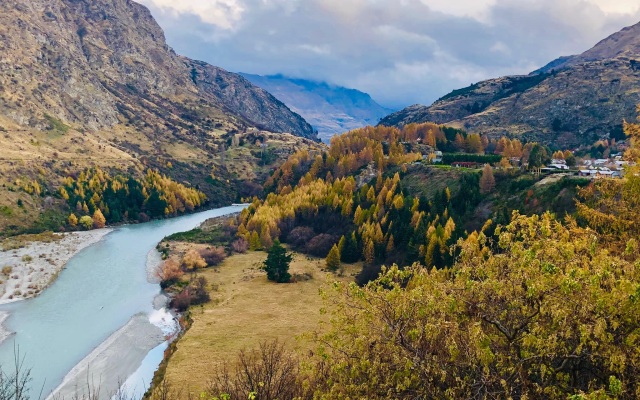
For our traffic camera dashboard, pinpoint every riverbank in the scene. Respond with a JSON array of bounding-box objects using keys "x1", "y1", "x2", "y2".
[
  {"x1": 0, "y1": 229, "x2": 112, "y2": 305},
  {"x1": 47, "y1": 313, "x2": 169, "y2": 400}
]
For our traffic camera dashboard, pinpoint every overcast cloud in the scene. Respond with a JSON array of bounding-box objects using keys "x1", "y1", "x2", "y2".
[{"x1": 138, "y1": 0, "x2": 640, "y2": 109}]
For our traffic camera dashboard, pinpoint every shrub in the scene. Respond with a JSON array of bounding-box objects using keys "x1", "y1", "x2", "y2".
[
  {"x1": 207, "y1": 340, "x2": 302, "y2": 400},
  {"x1": 1, "y1": 266, "x2": 12, "y2": 275},
  {"x1": 305, "y1": 234, "x2": 338, "y2": 257},
  {"x1": 190, "y1": 276, "x2": 210, "y2": 305},
  {"x1": 170, "y1": 289, "x2": 191, "y2": 311},
  {"x1": 286, "y1": 226, "x2": 315, "y2": 249},
  {"x1": 78, "y1": 215, "x2": 93, "y2": 230},
  {"x1": 182, "y1": 249, "x2": 207, "y2": 270},
  {"x1": 199, "y1": 247, "x2": 226, "y2": 266},
  {"x1": 157, "y1": 259, "x2": 183, "y2": 288},
  {"x1": 21, "y1": 255, "x2": 32, "y2": 262},
  {"x1": 231, "y1": 237, "x2": 249, "y2": 254}
]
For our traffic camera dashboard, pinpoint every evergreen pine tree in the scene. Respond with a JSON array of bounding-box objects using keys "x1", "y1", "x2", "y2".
[
  {"x1": 341, "y1": 232, "x2": 360, "y2": 263},
  {"x1": 263, "y1": 240, "x2": 292, "y2": 283},
  {"x1": 326, "y1": 244, "x2": 341, "y2": 272}
]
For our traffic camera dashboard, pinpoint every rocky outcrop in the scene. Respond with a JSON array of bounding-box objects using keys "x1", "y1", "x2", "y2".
[
  {"x1": 380, "y1": 21, "x2": 640, "y2": 147},
  {"x1": 0, "y1": 0, "x2": 315, "y2": 139}
]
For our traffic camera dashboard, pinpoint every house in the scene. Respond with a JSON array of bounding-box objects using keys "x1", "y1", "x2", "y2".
[{"x1": 549, "y1": 163, "x2": 569, "y2": 170}]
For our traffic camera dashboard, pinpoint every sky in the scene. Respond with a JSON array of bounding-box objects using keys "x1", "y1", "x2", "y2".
[{"x1": 138, "y1": 0, "x2": 640, "y2": 110}]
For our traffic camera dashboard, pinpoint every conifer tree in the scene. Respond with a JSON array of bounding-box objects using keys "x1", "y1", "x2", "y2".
[
  {"x1": 479, "y1": 164, "x2": 496, "y2": 194},
  {"x1": 249, "y1": 231, "x2": 262, "y2": 251},
  {"x1": 92, "y1": 209, "x2": 106, "y2": 228},
  {"x1": 326, "y1": 244, "x2": 341, "y2": 272},
  {"x1": 341, "y1": 232, "x2": 360, "y2": 263},
  {"x1": 68, "y1": 213, "x2": 78, "y2": 227},
  {"x1": 263, "y1": 241, "x2": 292, "y2": 283}
]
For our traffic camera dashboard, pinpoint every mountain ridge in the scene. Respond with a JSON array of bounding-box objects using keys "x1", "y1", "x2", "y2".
[
  {"x1": 380, "y1": 21, "x2": 640, "y2": 146},
  {"x1": 0, "y1": 0, "x2": 315, "y2": 139},
  {"x1": 240, "y1": 73, "x2": 393, "y2": 141}
]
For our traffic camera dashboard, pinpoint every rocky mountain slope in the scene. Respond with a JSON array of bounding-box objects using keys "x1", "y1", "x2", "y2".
[
  {"x1": 0, "y1": 0, "x2": 314, "y2": 139},
  {"x1": 380, "y1": 21, "x2": 640, "y2": 147},
  {"x1": 0, "y1": 0, "x2": 321, "y2": 234},
  {"x1": 241, "y1": 74, "x2": 393, "y2": 141}
]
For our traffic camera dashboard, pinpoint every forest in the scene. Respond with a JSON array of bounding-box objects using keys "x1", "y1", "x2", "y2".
[
  {"x1": 205, "y1": 115, "x2": 640, "y2": 398},
  {"x1": 58, "y1": 167, "x2": 206, "y2": 229}
]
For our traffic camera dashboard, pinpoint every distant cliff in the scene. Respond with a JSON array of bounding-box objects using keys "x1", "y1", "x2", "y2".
[
  {"x1": 380, "y1": 21, "x2": 640, "y2": 147},
  {"x1": 241, "y1": 74, "x2": 393, "y2": 141}
]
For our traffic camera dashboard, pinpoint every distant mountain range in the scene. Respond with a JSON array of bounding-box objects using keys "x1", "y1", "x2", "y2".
[
  {"x1": 380, "y1": 21, "x2": 640, "y2": 147},
  {"x1": 240, "y1": 74, "x2": 394, "y2": 141}
]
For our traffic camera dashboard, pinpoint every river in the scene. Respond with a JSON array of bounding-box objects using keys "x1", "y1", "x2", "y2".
[{"x1": 0, "y1": 205, "x2": 246, "y2": 399}]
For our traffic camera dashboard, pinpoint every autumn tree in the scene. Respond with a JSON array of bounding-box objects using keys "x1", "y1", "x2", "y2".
[
  {"x1": 78, "y1": 215, "x2": 93, "y2": 230},
  {"x1": 263, "y1": 241, "x2": 292, "y2": 283},
  {"x1": 92, "y1": 209, "x2": 106, "y2": 229},
  {"x1": 479, "y1": 164, "x2": 496, "y2": 194},
  {"x1": 68, "y1": 213, "x2": 78, "y2": 227},
  {"x1": 325, "y1": 244, "x2": 341, "y2": 272},
  {"x1": 305, "y1": 213, "x2": 640, "y2": 398}
]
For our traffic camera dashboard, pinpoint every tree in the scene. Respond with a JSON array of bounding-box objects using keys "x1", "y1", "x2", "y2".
[
  {"x1": 479, "y1": 164, "x2": 496, "y2": 194},
  {"x1": 341, "y1": 232, "x2": 360, "y2": 264},
  {"x1": 325, "y1": 244, "x2": 341, "y2": 272},
  {"x1": 68, "y1": 213, "x2": 78, "y2": 227},
  {"x1": 92, "y1": 209, "x2": 106, "y2": 229},
  {"x1": 305, "y1": 213, "x2": 640, "y2": 398},
  {"x1": 249, "y1": 231, "x2": 262, "y2": 251},
  {"x1": 263, "y1": 241, "x2": 292, "y2": 283},
  {"x1": 78, "y1": 215, "x2": 93, "y2": 230}
]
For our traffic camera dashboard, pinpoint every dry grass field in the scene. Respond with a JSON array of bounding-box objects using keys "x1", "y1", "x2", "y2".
[{"x1": 162, "y1": 249, "x2": 358, "y2": 393}]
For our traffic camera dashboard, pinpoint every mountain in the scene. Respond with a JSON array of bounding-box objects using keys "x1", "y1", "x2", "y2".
[
  {"x1": 380, "y1": 21, "x2": 640, "y2": 147},
  {"x1": 240, "y1": 74, "x2": 394, "y2": 141},
  {"x1": 0, "y1": 0, "x2": 322, "y2": 234},
  {"x1": 0, "y1": 0, "x2": 314, "y2": 139}
]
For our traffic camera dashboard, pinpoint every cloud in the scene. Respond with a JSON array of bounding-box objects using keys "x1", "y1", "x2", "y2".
[{"x1": 138, "y1": 0, "x2": 640, "y2": 109}]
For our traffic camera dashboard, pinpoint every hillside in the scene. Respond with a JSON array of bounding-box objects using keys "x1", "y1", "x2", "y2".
[
  {"x1": 0, "y1": 0, "x2": 321, "y2": 235},
  {"x1": 380, "y1": 21, "x2": 640, "y2": 147},
  {"x1": 240, "y1": 74, "x2": 393, "y2": 141}
]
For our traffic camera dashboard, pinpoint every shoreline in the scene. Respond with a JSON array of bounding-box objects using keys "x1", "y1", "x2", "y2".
[
  {"x1": 0, "y1": 229, "x2": 112, "y2": 345},
  {"x1": 0, "y1": 228, "x2": 113, "y2": 305},
  {"x1": 46, "y1": 313, "x2": 170, "y2": 400}
]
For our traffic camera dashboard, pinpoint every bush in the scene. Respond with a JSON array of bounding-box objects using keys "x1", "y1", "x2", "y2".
[
  {"x1": 231, "y1": 237, "x2": 249, "y2": 254},
  {"x1": 1, "y1": 266, "x2": 12, "y2": 275},
  {"x1": 199, "y1": 247, "x2": 226, "y2": 266},
  {"x1": 305, "y1": 234, "x2": 338, "y2": 257},
  {"x1": 286, "y1": 226, "x2": 315, "y2": 249},
  {"x1": 78, "y1": 215, "x2": 93, "y2": 230},
  {"x1": 207, "y1": 340, "x2": 302, "y2": 400},
  {"x1": 170, "y1": 289, "x2": 191, "y2": 311},
  {"x1": 157, "y1": 259, "x2": 183, "y2": 288},
  {"x1": 182, "y1": 249, "x2": 207, "y2": 270},
  {"x1": 169, "y1": 276, "x2": 211, "y2": 311}
]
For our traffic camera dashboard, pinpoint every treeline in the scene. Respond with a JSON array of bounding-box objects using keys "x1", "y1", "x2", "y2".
[
  {"x1": 441, "y1": 153, "x2": 501, "y2": 165},
  {"x1": 241, "y1": 125, "x2": 487, "y2": 283},
  {"x1": 59, "y1": 167, "x2": 206, "y2": 228}
]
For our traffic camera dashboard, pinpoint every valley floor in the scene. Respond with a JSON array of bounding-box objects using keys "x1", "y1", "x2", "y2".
[{"x1": 158, "y1": 248, "x2": 359, "y2": 393}]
